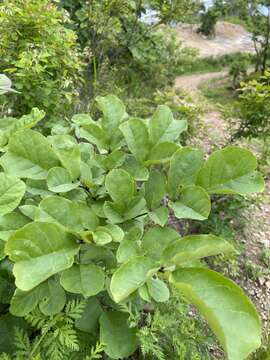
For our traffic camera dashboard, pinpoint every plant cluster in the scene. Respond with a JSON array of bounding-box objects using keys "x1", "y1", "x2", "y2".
[
  {"x1": 0, "y1": 94, "x2": 265, "y2": 359},
  {"x1": 0, "y1": 0, "x2": 82, "y2": 121},
  {"x1": 232, "y1": 71, "x2": 270, "y2": 142},
  {"x1": 197, "y1": 7, "x2": 220, "y2": 38},
  {"x1": 57, "y1": 0, "x2": 199, "y2": 99}
]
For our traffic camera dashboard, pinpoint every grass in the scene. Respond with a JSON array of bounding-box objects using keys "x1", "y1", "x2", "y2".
[
  {"x1": 198, "y1": 75, "x2": 238, "y2": 106},
  {"x1": 177, "y1": 52, "x2": 255, "y2": 76}
]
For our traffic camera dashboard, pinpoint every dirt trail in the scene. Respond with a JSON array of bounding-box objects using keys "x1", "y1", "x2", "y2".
[{"x1": 175, "y1": 71, "x2": 227, "y2": 92}]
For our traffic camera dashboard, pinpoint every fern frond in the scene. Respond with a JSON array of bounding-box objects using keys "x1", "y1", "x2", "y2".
[
  {"x1": 55, "y1": 324, "x2": 79, "y2": 351},
  {"x1": 14, "y1": 327, "x2": 31, "y2": 352},
  {"x1": 64, "y1": 298, "x2": 86, "y2": 322},
  {"x1": 43, "y1": 335, "x2": 65, "y2": 360},
  {"x1": 85, "y1": 342, "x2": 105, "y2": 360},
  {"x1": 25, "y1": 308, "x2": 47, "y2": 329}
]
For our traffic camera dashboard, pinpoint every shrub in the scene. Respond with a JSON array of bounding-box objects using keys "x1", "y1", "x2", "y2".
[
  {"x1": 232, "y1": 71, "x2": 270, "y2": 141},
  {"x1": 0, "y1": 0, "x2": 83, "y2": 121},
  {"x1": 197, "y1": 8, "x2": 219, "y2": 38},
  {"x1": 0, "y1": 95, "x2": 265, "y2": 359}
]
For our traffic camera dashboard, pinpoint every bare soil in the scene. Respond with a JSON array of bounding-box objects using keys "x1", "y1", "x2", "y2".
[{"x1": 175, "y1": 21, "x2": 254, "y2": 57}]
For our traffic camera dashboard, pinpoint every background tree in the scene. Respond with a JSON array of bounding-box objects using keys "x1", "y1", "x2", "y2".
[{"x1": 0, "y1": 0, "x2": 82, "y2": 121}]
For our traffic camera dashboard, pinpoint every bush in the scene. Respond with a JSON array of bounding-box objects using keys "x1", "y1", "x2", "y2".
[
  {"x1": 0, "y1": 95, "x2": 264, "y2": 359},
  {"x1": 232, "y1": 71, "x2": 270, "y2": 140},
  {"x1": 197, "y1": 8, "x2": 219, "y2": 38},
  {"x1": 0, "y1": 0, "x2": 83, "y2": 122}
]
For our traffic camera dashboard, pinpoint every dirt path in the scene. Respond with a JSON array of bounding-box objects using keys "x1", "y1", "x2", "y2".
[{"x1": 175, "y1": 71, "x2": 227, "y2": 92}]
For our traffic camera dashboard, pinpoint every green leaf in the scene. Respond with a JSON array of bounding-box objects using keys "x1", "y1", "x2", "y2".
[
  {"x1": 110, "y1": 256, "x2": 157, "y2": 302},
  {"x1": 196, "y1": 146, "x2": 265, "y2": 195},
  {"x1": 147, "y1": 277, "x2": 170, "y2": 302},
  {"x1": 149, "y1": 207, "x2": 168, "y2": 227},
  {"x1": 100, "y1": 311, "x2": 138, "y2": 359},
  {"x1": 2, "y1": 213, "x2": 27, "y2": 243},
  {"x1": 149, "y1": 105, "x2": 187, "y2": 145},
  {"x1": 47, "y1": 167, "x2": 79, "y2": 193},
  {"x1": 145, "y1": 141, "x2": 179, "y2": 166},
  {"x1": 169, "y1": 185, "x2": 211, "y2": 220},
  {"x1": 168, "y1": 147, "x2": 204, "y2": 197},
  {"x1": 26, "y1": 179, "x2": 52, "y2": 196},
  {"x1": 105, "y1": 169, "x2": 135, "y2": 205},
  {"x1": 39, "y1": 278, "x2": 66, "y2": 316},
  {"x1": 93, "y1": 230, "x2": 112, "y2": 245},
  {"x1": 72, "y1": 113, "x2": 92, "y2": 126},
  {"x1": 75, "y1": 297, "x2": 103, "y2": 333},
  {"x1": 162, "y1": 234, "x2": 234, "y2": 265},
  {"x1": 0, "y1": 129, "x2": 59, "y2": 179},
  {"x1": 0, "y1": 108, "x2": 45, "y2": 146},
  {"x1": 103, "y1": 201, "x2": 124, "y2": 224},
  {"x1": 120, "y1": 118, "x2": 150, "y2": 162},
  {"x1": 116, "y1": 239, "x2": 141, "y2": 263},
  {"x1": 5, "y1": 222, "x2": 79, "y2": 291},
  {"x1": 80, "y1": 244, "x2": 116, "y2": 269},
  {"x1": 60, "y1": 264, "x2": 105, "y2": 297},
  {"x1": 171, "y1": 268, "x2": 261, "y2": 360},
  {"x1": 10, "y1": 286, "x2": 41, "y2": 317},
  {"x1": 0, "y1": 174, "x2": 25, "y2": 216},
  {"x1": 122, "y1": 155, "x2": 149, "y2": 181},
  {"x1": 141, "y1": 227, "x2": 180, "y2": 261},
  {"x1": 96, "y1": 94, "x2": 127, "y2": 135},
  {"x1": 124, "y1": 196, "x2": 147, "y2": 221},
  {"x1": 40, "y1": 196, "x2": 98, "y2": 232},
  {"x1": 101, "y1": 224, "x2": 124, "y2": 242},
  {"x1": 144, "y1": 171, "x2": 166, "y2": 209},
  {"x1": 138, "y1": 284, "x2": 151, "y2": 302},
  {"x1": 99, "y1": 150, "x2": 126, "y2": 171},
  {"x1": 80, "y1": 123, "x2": 109, "y2": 151},
  {"x1": 49, "y1": 135, "x2": 81, "y2": 180}
]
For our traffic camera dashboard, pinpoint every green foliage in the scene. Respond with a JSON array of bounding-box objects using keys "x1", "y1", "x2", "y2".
[
  {"x1": 58, "y1": 0, "x2": 198, "y2": 99},
  {"x1": 232, "y1": 71, "x2": 270, "y2": 140},
  {"x1": 197, "y1": 7, "x2": 219, "y2": 38},
  {"x1": 138, "y1": 294, "x2": 224, "y2": 360},
  {"x1": 0, "y1": 0, "x2": 82, "y2": 120},
  {"x1": 229, "y1": 53, "x2": 249, "y2": 88},
  {"x1": 0, "y1": 95, "x2": 265, "y2": 359}
]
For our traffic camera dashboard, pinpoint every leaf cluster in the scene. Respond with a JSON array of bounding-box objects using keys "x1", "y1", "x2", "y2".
[{"x1": 0, "y1": 95, "x2": 265, "y2": 360}]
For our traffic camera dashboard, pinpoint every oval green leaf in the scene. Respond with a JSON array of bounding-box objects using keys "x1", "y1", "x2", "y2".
[
  {"x1": 196, "y1": 146, "x2": 265, "y2": 195},
  {"x1": 169, "y1": 185, "x2": 211, "y2": 220},
  {"x1": 0, "y1": 174, "x2": 25, "y2": 216},
  {"x1": 5, "y1": 222, "x2": 79, "y2": 291},
  {"x1": 110, "y1": 256, "x2": 157, "y2": 303},
  {"x1": 60, "y1": 264, "x2": 105, "y2": 297},
  {"x1": 171, "y1": 268, "x2": 261, "y2": 360}
]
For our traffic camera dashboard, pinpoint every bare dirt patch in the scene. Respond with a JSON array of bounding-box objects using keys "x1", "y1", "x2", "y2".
[{"x1": 175, "y1": 21, "x2": 254, "y2": 57}]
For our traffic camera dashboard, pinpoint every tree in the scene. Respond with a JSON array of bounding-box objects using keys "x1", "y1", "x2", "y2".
[
  {"x1": 57, "y1": 0, "x2": 199, "y2": 96},
  {"x1": 0, "y1": 0, "x2": 82, "y2": 121}
]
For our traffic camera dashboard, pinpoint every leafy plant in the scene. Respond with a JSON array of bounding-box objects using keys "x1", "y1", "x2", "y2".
[
  {"x1": 231, "y1": 71, "x2": 270, "y2": 149},
  {"x1": 58, "y1": 0, "x2": 198, "y2": 99},
  {"x1": 0, "y1": 0, "x2": 82, "y2": 121},
  {"x1": 0, "y1": 95, "x2": 265, "y2": 359},
  {"x1": 197, "y1": 7, "x2": 219, "y2": 38}
]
